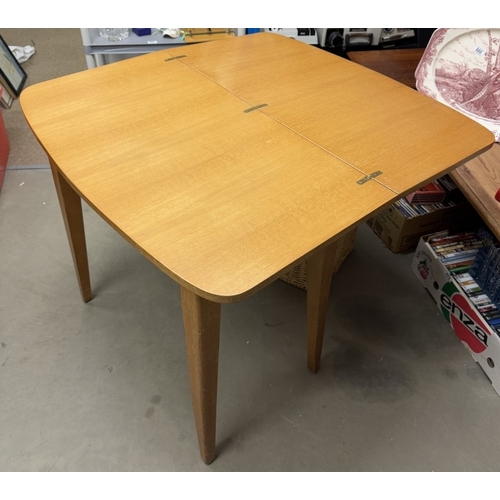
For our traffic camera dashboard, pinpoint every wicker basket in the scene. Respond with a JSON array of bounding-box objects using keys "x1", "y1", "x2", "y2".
[{"x1": 279, "y1": 228, "x2": 357, "y2": 290}]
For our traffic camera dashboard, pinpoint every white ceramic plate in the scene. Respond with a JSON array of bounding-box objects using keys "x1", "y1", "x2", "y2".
[{"x1": 416, "y1": 28, "x2": 500, "y2": 142}]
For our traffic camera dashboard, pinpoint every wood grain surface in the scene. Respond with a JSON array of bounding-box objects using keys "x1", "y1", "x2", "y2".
[
  {"x1": 181, "y1": 286, "x2": 221, "y2": 464},
  {"x1": 20, "y1": 33, "x2": 495, "y2": 302},
  {"x1": 49, "y1": 157, "x2": 92, "y2": 302},
  {"x1": 451, "y1": 144, "x2": 500, "y2": 239},
  {"x1": 168, "y1": 35, "x2": 493, "y2": 196}
]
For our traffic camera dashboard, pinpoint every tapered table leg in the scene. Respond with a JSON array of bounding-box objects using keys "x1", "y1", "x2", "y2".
[
  {"x1": 180, "y1": 286, "x2": 221, "y2": 464},
  {"x1": 307, "y1": 241, "x2": 338, "y2": 374},
  {"x1": 49, "y1": 158, "x2": 92, "y2": 303}
]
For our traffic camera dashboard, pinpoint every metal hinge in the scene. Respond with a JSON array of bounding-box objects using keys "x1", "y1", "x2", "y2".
[
  {"x1": 165, "y1": 55, "x2": 187, "y2": 62},
  {"x1": 244, "y1": 103, "x2": 268, "y2": 113},
  {"x1": 357, "y1": 171, "x2": 383, "y2": 185}
]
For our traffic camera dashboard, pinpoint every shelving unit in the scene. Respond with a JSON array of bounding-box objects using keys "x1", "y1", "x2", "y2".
[{"x1": 80, "y1": 29, "x2": 243, "y2": 68}]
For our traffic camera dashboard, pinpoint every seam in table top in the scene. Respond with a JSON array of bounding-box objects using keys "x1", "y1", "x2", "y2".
[{"x1": 170, "y1": 55, "x2": 399, "y2": 196}]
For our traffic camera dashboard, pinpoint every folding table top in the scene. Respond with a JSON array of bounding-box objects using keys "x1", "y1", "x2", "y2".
[{"x1": 20, "y1": 33, "x2": 494, "y2": 301}]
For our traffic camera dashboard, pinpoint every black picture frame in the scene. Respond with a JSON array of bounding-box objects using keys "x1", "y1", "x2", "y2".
[{"x1": 0, "y1": 34, "x2": 27, "y2": 97}]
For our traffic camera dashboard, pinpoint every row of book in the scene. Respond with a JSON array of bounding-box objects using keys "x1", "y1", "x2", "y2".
[
  {"x1": 429, "y1": 230, "x2": 492, "y2": 267},
  {"x1": 454, "y1": 271, "x2": 500, "y2": 335},
  {"x1": 394, "y1": 198, "x2": 458, "y2": 218},
  {"x1": 429, "y1": 230, "x2": 500, "y2": 335},
  {"x1": 405, "y1": 175, "x2": 462, "y2": 205},
  {"x1": 394, "y1": 175, "x2": 465, "y2": 219}
]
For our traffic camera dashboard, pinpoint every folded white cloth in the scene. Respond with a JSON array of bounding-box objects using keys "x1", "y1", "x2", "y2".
[
  {"x1": 9, "y1": 45, "x2": 35, "y2": 63},
  {"x1": 162, "y1": 28, "x2": 181, "y2": 38}
]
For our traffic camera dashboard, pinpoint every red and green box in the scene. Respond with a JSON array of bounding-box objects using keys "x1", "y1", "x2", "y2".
[{"x1": 412, "y1": 231, "x2": 500, "y2": 396}]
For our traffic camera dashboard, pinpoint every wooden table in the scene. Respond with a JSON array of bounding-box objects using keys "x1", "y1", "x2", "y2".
[
  {"x1": 20, "y1": 33, "x2": 494, "y2": 464},
  {"x1": 347, "y1": 48, "x2": 425, "y2": 88}
]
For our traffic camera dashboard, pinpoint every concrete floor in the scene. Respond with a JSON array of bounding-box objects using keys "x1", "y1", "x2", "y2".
[{"x1": 2, "y1": 29, "x2": 500, "y2": 472}]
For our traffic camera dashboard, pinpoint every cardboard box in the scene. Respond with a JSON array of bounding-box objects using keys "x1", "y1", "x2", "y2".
[
  {"x1": 369, "y1": 200, "x2": 479, "y2": 253},
  {"x1": 411, "y1": 232, "x2": 500, "y2": 396}
]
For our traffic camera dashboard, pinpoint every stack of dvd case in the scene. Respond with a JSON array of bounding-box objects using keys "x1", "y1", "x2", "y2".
[
  {"x1": 469, "y1": 244, "x2": 500, "y2": 310},
  {"x1": 429, "y1": 229, "x2": 500, "y2": 335},
  {"x1": 395, "y1": 175, "x2": 465, "y2": 219},
  {"x1": 394, "y1": 198, "x2": 461, "y2": 219}
]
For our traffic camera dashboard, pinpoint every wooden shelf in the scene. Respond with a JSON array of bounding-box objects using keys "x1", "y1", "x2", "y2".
[{"x1": 450, "y1": 145, "x2": 500, "y2": 240}]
